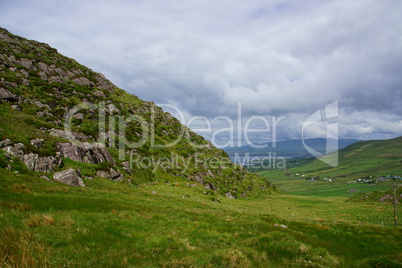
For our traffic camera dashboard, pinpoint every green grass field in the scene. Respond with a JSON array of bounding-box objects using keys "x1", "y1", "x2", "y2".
[
  {"x1": 259, "y1": 170, "x2": 396, "y2": 198},
  {"x1": 1, "y1": 169, "x2": 401, "y2": 267}
]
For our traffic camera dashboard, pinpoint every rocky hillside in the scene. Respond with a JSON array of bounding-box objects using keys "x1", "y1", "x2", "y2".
[{"x1": 0, "y1": 27, "x2": 275, "y2": 198}]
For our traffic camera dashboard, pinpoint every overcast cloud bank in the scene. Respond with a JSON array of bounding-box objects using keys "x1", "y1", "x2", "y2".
[{"x1": 1, "y1": 0, "x2": 401, "y2": 145}]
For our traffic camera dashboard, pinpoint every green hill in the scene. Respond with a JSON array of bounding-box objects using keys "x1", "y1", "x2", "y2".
[
  {"x1": 0, "y1": 27, "x2": 274, "y2": 198},
  {"x1": 292, "y1": 136, "x2": 402, "y2": 181},
  {"x1": 257, "y1": 137, "x2": 402, "y2": 198}
]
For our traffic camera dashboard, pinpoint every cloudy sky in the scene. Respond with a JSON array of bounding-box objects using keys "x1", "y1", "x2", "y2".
[{"x1": 1, "y1": 0, "x2": 401, "y2": 146}]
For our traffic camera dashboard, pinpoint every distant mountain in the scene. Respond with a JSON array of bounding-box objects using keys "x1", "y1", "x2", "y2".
[{"x1": 224, "y1": 138, "x2": 360, "y2": 160}]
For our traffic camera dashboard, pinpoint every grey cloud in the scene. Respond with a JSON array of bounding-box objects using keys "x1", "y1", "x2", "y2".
[{"x1": 1, "y1": 0, "x2": 401, "y2": 143}]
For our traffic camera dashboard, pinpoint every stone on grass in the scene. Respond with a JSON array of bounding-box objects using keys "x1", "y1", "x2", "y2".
[{"x1": 53, "y1": 169, "x2": 85, "y2": 187}]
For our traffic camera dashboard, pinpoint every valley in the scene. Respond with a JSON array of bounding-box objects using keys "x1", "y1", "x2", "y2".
[{"x1": 237, "y1": 137, "x2": 402, "y2": 198}]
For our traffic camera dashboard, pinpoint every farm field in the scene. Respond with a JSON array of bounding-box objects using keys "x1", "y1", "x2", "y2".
[{"x1": 259, "y1": 169, "x2": 396, "y2": 198}]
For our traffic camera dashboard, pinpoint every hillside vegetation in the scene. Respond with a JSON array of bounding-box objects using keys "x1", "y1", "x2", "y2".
[{"x1": 0, "y1": 27, "x2": 274, "y2": 198}]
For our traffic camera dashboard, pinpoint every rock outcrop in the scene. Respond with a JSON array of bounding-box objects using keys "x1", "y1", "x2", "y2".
[
  {"x1": 56, "y1": 142, "x2": 116, "y2": 166},
  {"x1": 0, "y1": 138, "x2": 125, "y2": 183},
  {"x1": 205, "y1": 183, "x2": 217, "y2": 191},
  {"x1": 0, "y1": 139, "x2": 59, "y2": 172},
  {"x1": 225, "y1": 192, "x2": 237, "y2": 199},
  {"x1": 96, "y1": 168, "x2": 124, "y2": 181},
  {"x1": 30, "y1": 138, "x2": 45, "y2": 149},
  {"x1": 0, "y1": 87, "x2": 17, "y2": 102},
  {"x1": 22, "y1": 153, "x2": 58, "y2": 173},
  {"x1": 49, "y1": 128, "x2": 88, "y2": 142},
  {"x1": 53, "y1": 169, "x2": 85, "y2": 187}
]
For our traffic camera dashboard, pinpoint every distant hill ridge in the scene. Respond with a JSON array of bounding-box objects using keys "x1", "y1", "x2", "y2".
[
  {"x1": 291, "y1": 136, "x2": 402, "y2": 181},
  {"x1": 0, "y1": 27, "x2": 275, "y2": 198},
  {"x1": 224, "y1": 138, "x2": 360, "y2": 159}
]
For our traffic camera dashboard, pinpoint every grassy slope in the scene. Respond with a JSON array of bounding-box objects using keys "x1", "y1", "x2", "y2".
[
  {"x1": 1, "y1": 170, "x2": 401, "y2": 267},
  {"x1": 257, "y1": 137, "x2": 402, "y2": 197},
  {"x1": 292, "y1": 137, "x2": 402, "y2": 181}
]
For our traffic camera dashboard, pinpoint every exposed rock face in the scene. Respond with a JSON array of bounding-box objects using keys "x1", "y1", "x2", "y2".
[
  {"x1": 22, "y1": 153, "x2": 57, "y2": 173},
  {"x1": 225, "y1": 192, "x2": 237, "y2": 199},
  {"x1": 30, "y1": 138, "x2": 45, "y2": 149},
  {"x1": 0, "y1": 138, "x2": 119, "y2": 178},
  {"x1": 121, "y1": 161, "x2": 131, "y2": 173},
  {"x1": 40, "y1": 175, "x2": 52, "y2": 182},
  {"x1": 109, "y1": 168, "x2": 121, "y2": 180},
  {"x1": 32, "y1": 100, "x2": 47, "y2": 109},
  {"x1": 96, "y1": 170, "x2": 110, "y2": 179},
  {"x1": 72, "y1": 77, "x2": 91, "y2": 86},
  {"x1": 1, "y1": 28, "x2": 115, "y2": 94},
  {"x1": 205, "y1": 183, "x2": 217, "y2": 191},
  {"x1": 96, "y1": 168, "x2": 123, "y2": 181},
  {"x1": 2, "y1": 142, "x2": 25, "y2": 159},
  {"x1": 49, "y1": 128, "x2": 88, "y2": 141},
  {"x1": 37, "y1": 62, "x2": 49, "y2": 73},
  {"x1": 56, "y1": 142, "x2": 116, "y2": 166},
  {"x1": 11, "y1": 104, "x2": 22, "y2": 111},
  {"x1": 53, "y1": 169, "x2": 85, "y2": 187},
  {"x1": 0, "y1": 139, "x2": 13, "y2": 148},
  {"x1": 105, "y1": 103, "x2": 120, "y2": 114},
  {"x1": 189, "y1": 171, "x2": 218, "y2": 188},
  {"x1": 0, "y1": 139, "x2": 58, "y2": 172},
  {"x1": 19, "y1": 58, "x2": 34, "y2": 70},
  {"x1": 193, "y1": 174, "x2": 205, "y2": 185},
  {"x1": 0, "y1": 87, "x2": 17, "y2": 102},
  {"x1": 73, "y1": 112, "x2": 84, "y2": 120},
  {"x1": 94, "y1": 73, "x2": 115, "y2": 91}
]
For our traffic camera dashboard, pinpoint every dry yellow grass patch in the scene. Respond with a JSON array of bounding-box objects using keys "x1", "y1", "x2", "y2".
[
  {"x1": 0, "y1": 227, "x2": 47, "y2": 267},
  {"x1": 26, "y1": 214, "x2": 55, "y2": 228}
]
